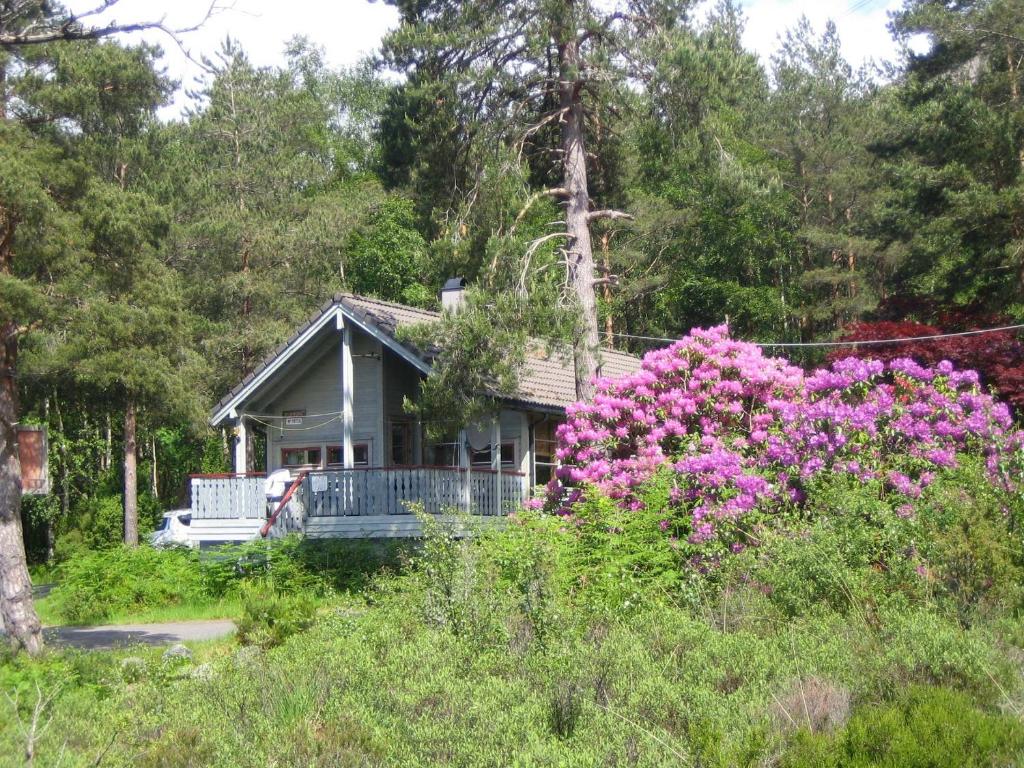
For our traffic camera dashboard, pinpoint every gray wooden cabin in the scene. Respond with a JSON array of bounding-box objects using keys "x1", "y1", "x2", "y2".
[{"x1": 192, "y1": 281, "x2": 640, "y2": 541}]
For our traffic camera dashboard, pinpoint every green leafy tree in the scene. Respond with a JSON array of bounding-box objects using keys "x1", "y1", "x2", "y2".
[
  {"x1": 346, "y1": 196, "x2": 429, "y2": 304},
  {"x1": 618, "y1": 2, "x2": 798, "y2": 343},
  {"x1": 0, "y1": 0, "x2": 212, "y2": 656}
]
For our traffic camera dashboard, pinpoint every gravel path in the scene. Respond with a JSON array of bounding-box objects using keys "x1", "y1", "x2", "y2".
[{"x1": 44, "y1": 619, "x2": 236, "y2": 650}]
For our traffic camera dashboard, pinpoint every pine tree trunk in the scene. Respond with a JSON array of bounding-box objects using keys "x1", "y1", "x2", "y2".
[
  {"x1": 53, "y1": 392, "x2": 69, "y2": 519},
  {"x1": 558, "y1": 12, "x2": 601, "y2": 402},
  {"x1": 601, "y1": 231, "x2": 614, "y2": 345},
  {"x1": 0, "y1": 337, "x2": 43, "y2": 654},
  {"x1": 123, "y1": 401, "x2": 138, "y2": 547}
]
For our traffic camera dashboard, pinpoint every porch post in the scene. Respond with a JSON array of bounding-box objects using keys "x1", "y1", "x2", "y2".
[
  {"x1": 340, "y1": 319, "x2": 355, "y2": 469},
  {"x1": 233, "y1": 416, "x2": 247, "y2": 475},
  {"x1": 491, "y1": 417, "x2": 501, "y2": 516}
]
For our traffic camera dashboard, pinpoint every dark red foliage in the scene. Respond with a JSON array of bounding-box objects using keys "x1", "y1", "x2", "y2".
[{"x1": 830, "y1": 319, "x2": 1024, "y2": 414}]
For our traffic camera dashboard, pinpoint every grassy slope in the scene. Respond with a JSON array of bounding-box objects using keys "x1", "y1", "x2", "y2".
[
  {"x1": 4, "y1": 468, "x2": 1024, "y2": 766},
  {"x1": 3, "y1": 575, "x2": 1023, "y2": 767},
  {"x1": 33, "y1": 594, "x2": 244, "y2": 627}
]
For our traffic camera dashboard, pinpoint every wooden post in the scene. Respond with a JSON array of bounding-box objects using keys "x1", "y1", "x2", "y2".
[
  {"x1": 491, "y1": 417, "x2": 501, "y2": 516},
  {"x1": 233, "y1": 416, "x2": 247, "y2": 475},
  {"x1": 520, "y1": 411, "x2": 530, "y2": 503}
]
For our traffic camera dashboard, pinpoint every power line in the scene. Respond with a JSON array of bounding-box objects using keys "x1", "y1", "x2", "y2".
[
  {"x1": 840, "y1": 0, "x2": 884, "y2": 20},
  {"x1": 608, "y1": 323, "x2": 1024, "y2": 349}
]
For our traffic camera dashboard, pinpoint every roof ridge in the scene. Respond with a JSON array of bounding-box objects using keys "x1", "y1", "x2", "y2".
[{"x1": 337, "y1": 292, "x2": 440, "y2": 317}]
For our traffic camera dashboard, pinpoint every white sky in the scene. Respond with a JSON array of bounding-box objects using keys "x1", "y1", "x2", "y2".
[{"x1": 67, "y1": 0, "x2": 909, "y2": 119}]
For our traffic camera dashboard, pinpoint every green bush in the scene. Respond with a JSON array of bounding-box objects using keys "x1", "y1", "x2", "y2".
[
  {"x1": 48, "y1": 545, "x2": 207, "y2": 624},
  {"x1": 235, "y1": 583, "x2": 317, "y2": 649},
  {"x1": 201, "y1": 535, "x2": 408, "y2": 598},
  {"x1": 914, "y1": 463, "x2": 1024, "y2": 623},
  {"x1": 782, "y1": 685, "x2": 1024, "y2": 767}
]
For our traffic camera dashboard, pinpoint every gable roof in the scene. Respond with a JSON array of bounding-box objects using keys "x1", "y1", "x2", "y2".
[{"x1": 210, "y1": 293, "x2": 641, "y2": 425}]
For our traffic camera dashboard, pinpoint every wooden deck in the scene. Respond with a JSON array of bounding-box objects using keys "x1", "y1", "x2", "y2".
[{"x1": 188, "y1": 466, "x2": 527, "y2": 539}]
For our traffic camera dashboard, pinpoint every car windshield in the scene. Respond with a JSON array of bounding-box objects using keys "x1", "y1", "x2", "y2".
[{"x1": 156, "y1": 517, "x2": 169, "y2": 531}]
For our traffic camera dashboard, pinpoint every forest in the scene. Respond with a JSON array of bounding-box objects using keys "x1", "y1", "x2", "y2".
[
  {"x1": 1, "y1": 0, "x2": 1021, "y2": 564},
  {"x1": 1, "y1": 1, "x2": 1024, "y2": 764}
]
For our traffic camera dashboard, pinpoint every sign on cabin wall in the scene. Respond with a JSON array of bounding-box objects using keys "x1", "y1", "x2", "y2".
[
  {"x1": 283, "y1": 409, "x2": 305, "y2": 426},
  {"x1": 18, "y1": 425, "x2": 49, "y2": 496}
]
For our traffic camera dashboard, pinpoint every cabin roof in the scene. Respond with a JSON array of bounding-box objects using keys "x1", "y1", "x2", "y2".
[{"x1": 210, "y1": 293, "x2": 641, "y2": 425}]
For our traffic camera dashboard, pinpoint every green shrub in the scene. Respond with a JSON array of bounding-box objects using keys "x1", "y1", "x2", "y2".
[
  {"x1": 201, "y1": 535, "x2": 407, "y2": 599},
  {"x1": 782, "y1": 685, "x2": 1024, "y2": 767},
  {"x1": 235, "y1": 583, "x2": 317, "y2": 648},
  {"x1": 914, "y1": 463, "x2": 1024, "y2": 623},
  {"x1": 48, "y1": 545, "x2": 206, "y2": 624},
  {"x1": 74, "y1": 494, "x2": 125, "y2": 551}
]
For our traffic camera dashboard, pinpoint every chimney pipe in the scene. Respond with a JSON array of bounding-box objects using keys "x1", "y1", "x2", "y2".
[{"x1": 441, "y1": 277, "x2": 467, "y2": 313}]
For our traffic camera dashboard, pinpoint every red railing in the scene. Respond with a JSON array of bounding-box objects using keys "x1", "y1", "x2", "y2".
[{"x1": 260, "y1": 471, "x2": 307, "y2": 538}]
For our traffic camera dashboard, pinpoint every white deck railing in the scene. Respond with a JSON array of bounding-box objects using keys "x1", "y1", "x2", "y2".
[
  {"x1": 189, "y1": 474, "x2": 266, "y2": 519},
  {"x1": 303, "y1": 467, "x2": 525, "y2": 517},
  {"x1": 189, "y1": 467, "x2": 526, "y2": 521}
]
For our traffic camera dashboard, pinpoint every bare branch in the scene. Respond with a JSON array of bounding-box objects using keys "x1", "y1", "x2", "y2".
[
  {"x1": 587, "y1": 209, "x2": 634, "y2": 223},
  {"x1": 0, "y1": 1, "x2": 228, "y2": 50},
  {"x1": 509, "y1": 188, "x2": 570, "y2": 235},
  {"x1": 519, "y1": 232, "x2": 570, "y2": 297}
]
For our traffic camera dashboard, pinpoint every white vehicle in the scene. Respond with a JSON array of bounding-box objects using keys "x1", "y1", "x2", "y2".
[{"x1": 150, "y1": 510, "x2": 196, "y2": 548}]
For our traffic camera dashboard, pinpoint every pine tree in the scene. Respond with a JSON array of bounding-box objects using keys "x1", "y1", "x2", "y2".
[
  {"x1": 869, "y1": 0, "x2": 1024, "y2": 313},
  {"x1": 767, "y1": 18, "x2": 880, "y2": 337},
  {"x1": 1, "y1": 1, "x2": 209, "y2": 652},
  {"x1": 379, "y1": 0, "x2": 686, "y2": 399}
]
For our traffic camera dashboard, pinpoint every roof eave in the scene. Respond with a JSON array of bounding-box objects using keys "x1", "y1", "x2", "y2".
[{"x1": 209, "y1": 298, "x2": 432, "y2": 426}]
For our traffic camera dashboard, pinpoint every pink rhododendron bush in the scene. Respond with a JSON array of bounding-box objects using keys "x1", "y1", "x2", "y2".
[{"x1": 544, "y1": 326, "x2": 1024, "y2": 556}]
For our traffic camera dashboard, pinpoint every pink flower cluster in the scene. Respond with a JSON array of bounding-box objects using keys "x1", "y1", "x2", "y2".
[{"x1": 546, "y1": 326, "x2": 1022, "y2": 547}]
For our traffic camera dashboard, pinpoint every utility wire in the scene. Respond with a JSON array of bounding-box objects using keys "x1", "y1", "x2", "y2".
[
  {"x1": 246, "y1": 414, "x2": 343, "y2": 432},
  {"x1": 608, "y1": 323, "x2": 1024, "y2": 349}
]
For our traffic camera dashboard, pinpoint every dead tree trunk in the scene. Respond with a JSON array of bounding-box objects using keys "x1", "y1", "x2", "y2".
[
  {"x1": 558, "y1": 18, "x2": 601, "y2": 402},
  {"x1": 123, "y1": 400, "x2": 138, "y2": 546}
]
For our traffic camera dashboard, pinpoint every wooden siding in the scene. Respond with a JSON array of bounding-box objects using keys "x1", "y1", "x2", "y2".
[
  {"x1": 263, "y1": 327, "x2": 384, "y2": 469},
  {"x1": 305, "y1": 514, "x2": 506, "y2": 539},
  {"x1": 234, "y1": 321, "x2": 536, "y2": 484}
]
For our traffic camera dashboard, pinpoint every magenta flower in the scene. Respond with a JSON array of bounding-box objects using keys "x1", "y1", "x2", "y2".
[{"x1": 542, "y1": 325, "x2": 1023, "y2": 556}]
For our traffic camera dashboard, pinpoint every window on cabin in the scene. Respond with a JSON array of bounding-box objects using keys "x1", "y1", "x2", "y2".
[
  {"x1": 281, "y1": 447, "x2": 321, "y2": 468},
  {"x1": 470, "y1": 441, "x2": 516, "y2": 469},
  {"x1": 389, "y1": 420, "x2": 412, "y2": 466},
  {"x1": 431, "y1": 442, "x2": 459, "y2": 467},
  {"x1": 326, "y1": 443, "x2": 370, "y2": 467},
  {"x1": 534, "y1": 419, "x2": 561, "y2": 486}
]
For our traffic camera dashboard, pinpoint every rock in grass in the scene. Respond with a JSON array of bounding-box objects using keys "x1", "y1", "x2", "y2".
[
  {"x1": 163, "y1": 643, "x2": 193, "y2": 663},
  {"x1": 233, "y1": 644, "x2": 263, "y2": 669},
  {"x1": 191, "y1": 663, "x2": 214, "y2": 681},
  {"x1": 120, "y1": 656, "x2": 147, "y2": 682}
]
